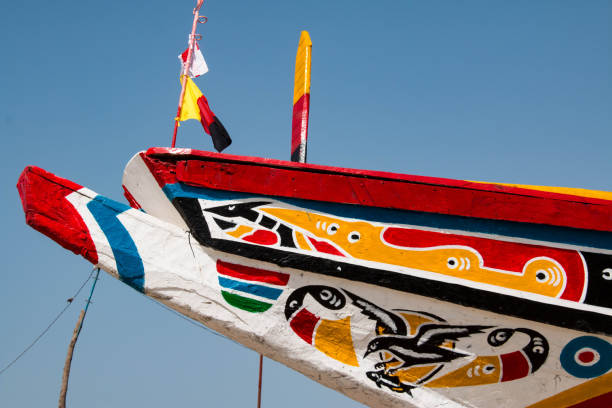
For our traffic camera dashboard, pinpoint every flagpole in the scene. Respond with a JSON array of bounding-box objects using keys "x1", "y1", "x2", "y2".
[{"x1": 172, "y1": 0, "x2": 206, "y2": 148}]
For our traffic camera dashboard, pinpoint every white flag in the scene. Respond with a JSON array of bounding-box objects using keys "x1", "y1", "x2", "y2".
[{"x1": 178, "y1": 43, "x2": 208, "y2": 78}]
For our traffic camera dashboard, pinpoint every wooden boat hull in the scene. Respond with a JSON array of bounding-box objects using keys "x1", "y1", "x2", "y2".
[
  {"x1": 17, "y1": 149, "x2": 612, "y2": 407},
  {"x1": 124, "y1": 149, "x2": 612, "y2": 333}
]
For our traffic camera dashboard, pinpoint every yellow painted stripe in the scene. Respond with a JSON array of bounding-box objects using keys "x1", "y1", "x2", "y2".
[
  {"x1": 468, "y1": 180, "x2": 612, "y2": 202},
  {"x1": 294, "y1": 231, "x2": 312, "y2": 251},
  {"x1": 526, "y1": 371, "x2": 612, "y2": 408},
  {"x1": 226, "y1": 225, "x2": 254, "y2": 239},
  {"x1": 293, "y1": 31, "x2": 312, "y2": 105}
]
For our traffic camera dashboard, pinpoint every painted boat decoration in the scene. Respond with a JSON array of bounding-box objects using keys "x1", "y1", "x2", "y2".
[{"x1": 17, "y1": 147, "x2": 612, "y2": 407}]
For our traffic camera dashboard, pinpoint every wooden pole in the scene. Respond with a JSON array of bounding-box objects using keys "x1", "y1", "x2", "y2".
[
  {"x1": 254, "y1": 31, "x2": 314, "y2": 407},
  {"x1": 58, "y1": 310, "x2": 84, "y2": 408},
  {"x1": 257, "y1": 353, "x2": 263, "y2": 408},
  {"x1": 58, "y1": 268, "x2": 100, "y2": 408}
]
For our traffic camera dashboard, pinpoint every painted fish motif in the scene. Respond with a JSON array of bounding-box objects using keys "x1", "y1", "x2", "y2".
[
  {"x1": 263, "y1": 207, "x2": 587, "y2": 300},
  {"x1": 203, "y1": 201, "x2": 587, "y2": 300}
]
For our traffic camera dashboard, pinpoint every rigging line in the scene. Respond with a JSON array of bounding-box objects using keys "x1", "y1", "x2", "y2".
[
  {"x1": 0, "y1": 268, "x2": 96, "y2": 376},
  {"x1": 143, "y1": 285, "x2": 266, "y2": 406},
  {"x1": 77, "y1": 268, "x2": 101, "y2": 336},
  {"x1": 139, "y1": 292, "x2": 249, "y2": 350},
  {"x1": 151, "y1": 231, "x2": 248, "y2": 350}
]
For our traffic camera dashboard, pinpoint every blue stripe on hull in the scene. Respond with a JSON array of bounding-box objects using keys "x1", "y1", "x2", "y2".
[
  {"x1": 87, "y1": 196, "x2": 144, "y2": 292},
  {"x1": 217, "y1": 276, "x2": 283, "y2": 300},
  {"x1": 162, "y1": 183, "x2": 612, "y2": 251}
]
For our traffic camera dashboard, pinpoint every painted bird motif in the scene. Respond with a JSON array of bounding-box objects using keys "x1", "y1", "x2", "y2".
[
  {"x1": 364, "y1": 324, "x2": 491, "y2": 374},
  {"x1": 343, "y1": 290, "x2": 408, "y2": 336}
]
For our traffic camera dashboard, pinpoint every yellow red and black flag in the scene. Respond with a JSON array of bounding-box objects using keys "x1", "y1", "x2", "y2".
[{"x1": 178, "y1": 76, "x2": 232, "y2": 152}]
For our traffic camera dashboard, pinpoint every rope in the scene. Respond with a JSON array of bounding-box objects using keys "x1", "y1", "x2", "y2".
[
  {"x1": 143, "y1": 291, "x2": 266, "y2": 406},
  {"x1": 139, "y1": 291, "x2": 248, "y2": 348},
  {"x1": 137, "y1": 282, "x2": 273, "y2": 408},
  {"x1": 0, "y1": 268, "x2": 96, "y2": 376},
  {"x1": 3, "y1": 263, "x2": 265, "y2": 406},
  {"x1": 76, "y1": 268, "x2": 100, "y2": 336}
]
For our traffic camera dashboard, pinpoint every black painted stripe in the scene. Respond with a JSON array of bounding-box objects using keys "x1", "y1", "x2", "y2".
[
  {"x1": 290, "y1": 146, "x2": 306, "y2": 163},
  {"x1": 174, "y1": 197, "x2": 612, "y2": 336}
]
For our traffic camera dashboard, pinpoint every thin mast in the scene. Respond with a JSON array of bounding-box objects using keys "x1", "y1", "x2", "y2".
[
  {"x1": 291, "y1": 31, "x2": 312, "y2": 163},
  {"x1": 171, "y1": 0, "x2": 206, "y2": 148},
  {"x1": 255, "y1": 31, "x2": 314, "y2": 408}
]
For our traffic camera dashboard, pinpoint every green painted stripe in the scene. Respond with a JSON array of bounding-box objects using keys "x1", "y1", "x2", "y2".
[{"x1": 221, "y1": 291, "x2": 272, "y2": 313}]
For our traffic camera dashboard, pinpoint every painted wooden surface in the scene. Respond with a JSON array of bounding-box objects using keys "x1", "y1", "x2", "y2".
[
  {"x1": 129, "y1": 150, "x2": 612, "y2": 332},
  {"x1": 145, "y1": 147, "x2": 612, "y2": 233},
  {"x1": 17, "y1": 150, "x2": 612, "y2": 407}
]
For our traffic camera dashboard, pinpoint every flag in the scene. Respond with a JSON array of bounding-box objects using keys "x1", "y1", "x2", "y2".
[
  {"x1": 178, "y1": 76, "x2": 232, "y2": 152},
  {"x1": 178, "y1": 43, "x2": 208, "y2": 78}
]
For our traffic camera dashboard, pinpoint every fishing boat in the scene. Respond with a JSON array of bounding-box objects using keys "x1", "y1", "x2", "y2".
[
  {"x1": 16, "y1": 2, "x2": 612, "y2": 407},
  {"x1": 17, "y1": 146, "x2": 612, "y2": 407}
]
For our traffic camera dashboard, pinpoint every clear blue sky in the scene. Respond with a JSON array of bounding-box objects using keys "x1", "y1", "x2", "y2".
[{"x1": 1, "y1": 1, "x2": 610, "y2": 407}]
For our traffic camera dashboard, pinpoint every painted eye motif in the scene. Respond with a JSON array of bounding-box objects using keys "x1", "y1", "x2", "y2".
[
  {"x1": 289, "y1": 300, "x2": 299, "y2": 308},
  {"x1": 494, "y1": 332, "x2": 507, "y2": 342},
  {"x1": 602, "y1": 268, "x2": 612, "y2": 281},
  {"x1": 483, "y1": 365, "x2": 495, "y2": 374},
  {"x1": 327, "y1": 223, "x2": 339, "y2": 235},
  {"x1": 348, "y1": 231, "x2": 361, "y2": 243},
  {"x1": 535, "y1": 270, "x2": 549, "y2": 283},
  {"x1": 447, "y1": 257, "x2": 458, "y2": 269},
  {"x1": 320, "y1": 289, "x2": 332, "y2": 300},
  {"x1": 533, "y1": 345, "x2": 545, "y2": 354}
]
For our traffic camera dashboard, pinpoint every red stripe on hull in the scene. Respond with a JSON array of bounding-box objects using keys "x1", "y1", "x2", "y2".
[
  {"x1": 122, "y1": 185, "x2": 142, "y2": 210},
  {"x1": 17, "y1": 166, "x2": 98, "y2": 264},
  {"x1": 383, "y1": 227, "x2": 585, "y2": 301},
  {"x1": 567, "y1": 391, "x2": 612, "y2": 408},
  {"x1": 169, "y1": 156, "x2": 612, "y2": 234},
  {"x1": 216, "y1": 260, "x2": 290, "y2": 286},
  {"x1": 500, "y1": 351, "x2": 530, "y2": 382},
  {"x1": 140, "y1": 152, "x2": 178, "y2": 188},
  {"x1": 147, "y1": 147, "x2": 612, "y2": 205}
]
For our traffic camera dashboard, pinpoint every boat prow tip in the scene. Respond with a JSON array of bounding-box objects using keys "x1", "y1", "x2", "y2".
[{"x1": 17, "y1": 165, "x2": 98, "y2": 264}]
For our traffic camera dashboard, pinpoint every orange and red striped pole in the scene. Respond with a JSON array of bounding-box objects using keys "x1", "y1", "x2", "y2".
[{"x1": 291, "y1": 31, "x2": 312, "y2": 163}]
